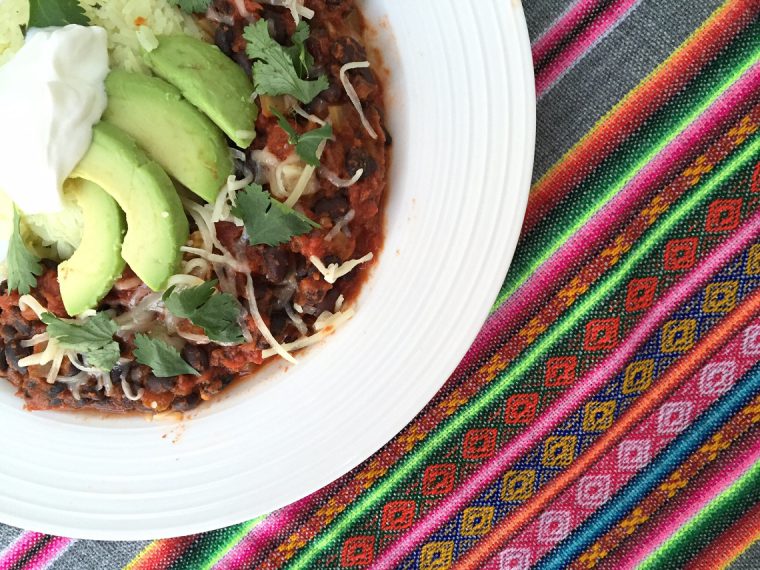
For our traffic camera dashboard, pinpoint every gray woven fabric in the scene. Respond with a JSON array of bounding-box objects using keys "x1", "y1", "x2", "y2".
[{"x1": 1, "y1": 1, "x2": 757, "y2": 569}]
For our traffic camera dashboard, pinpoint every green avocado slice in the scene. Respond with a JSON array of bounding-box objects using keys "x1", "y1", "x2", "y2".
[
  {"x1": 144, "y1": 35, "x2": 258, "y2": 148},
  {"x1": 58, "y1": 179, "x2": 126, "y2": 316},
  {"x1": 72, "y1": 122, "x2": 189, "y2": 292},
  {"x1": 103, "y1": 70, "x2": 233, "y2": 203}
]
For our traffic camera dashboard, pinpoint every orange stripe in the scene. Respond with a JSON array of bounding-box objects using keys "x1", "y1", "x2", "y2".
[
  {"x1": 523, "y1": 0, "x2": 758, "y2": 233},
  {"x1": 456, "y1": 286, "x2": 760, "y2": 570},
  {"x1": 686, "y1": 500, "x2": 760, "y2": 570}
]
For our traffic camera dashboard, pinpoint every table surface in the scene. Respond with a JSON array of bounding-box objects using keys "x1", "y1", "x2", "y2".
[{"x1": 2, "y1": 0, "x2": 760, "y2": 568}]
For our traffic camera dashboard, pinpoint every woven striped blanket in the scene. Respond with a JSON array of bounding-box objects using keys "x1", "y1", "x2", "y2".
[{"x1": 2, "y1": 0, "x2": 760, "y2": 568}]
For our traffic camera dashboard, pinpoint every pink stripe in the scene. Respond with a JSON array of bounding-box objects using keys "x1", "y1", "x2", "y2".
[
  {"x1": 535, "y1": 0, "x2": 641, "y2": 96},
  {"x1": 532, "y1": 0, "x2": 606, "y2": 63},
  {"x1": 23, "y1": 537, "x2": 73, "y2": 570},
  {"x1": 370, "y1": 210, "x2": 760, "y2": 568},
  {"x1": 483, "y1": 317, "x2": 760, "y2": 567},
  {"x1": 454, "y1": 59, "x2": 760, "y2": 377},
  {"x1": 615, "y1": 434, "x2": 760, "y2": 568},
  {"x1": 214, "y1": 494, "x2": 319, "y2": 569},
  {"x1": 0, "y1": 532, "x2": 46, "y2": 569}
]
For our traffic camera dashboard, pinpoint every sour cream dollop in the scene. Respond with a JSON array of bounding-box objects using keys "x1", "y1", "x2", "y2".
[{"x1": 0, "y1": 25, "x2": 109, "y2": 214}]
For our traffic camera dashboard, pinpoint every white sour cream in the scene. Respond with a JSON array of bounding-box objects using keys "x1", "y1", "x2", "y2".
[{"x1": 0, "y1": 25, "x2": 109, "y2": 214}]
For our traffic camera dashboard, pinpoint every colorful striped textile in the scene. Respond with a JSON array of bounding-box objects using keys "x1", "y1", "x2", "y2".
[{"x1": 3, "y1": 0, "x2": 760, "y2": 568}]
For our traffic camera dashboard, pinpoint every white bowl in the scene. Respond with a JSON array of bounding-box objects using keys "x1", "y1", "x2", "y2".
[{"x1": 0, "y1": 0, "x2": 534, "y2": 539}]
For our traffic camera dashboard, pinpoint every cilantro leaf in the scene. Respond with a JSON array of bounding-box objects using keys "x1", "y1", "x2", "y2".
[
  {"x1": 244, "y1": 19, "x2": 329, "y2": 104},
  {"x1": 28, "y1": 0, "x2": 89, "y2": 28},
  {"x1": 163, "y1": 281, "x2": 215, "y2": 319},
  {"x1": 133, "y1": 334, "x2": 199, "y2": 377},
  {"x1": 7, "y1": 209, "x2": 42, "y2": 295},
  {"x1": 163, "y1": 281, "x2": 245, "y2": 344},
  {"x1": 232, "y1": 184, "x2": 319, "y2": 247},
  {"x1": 168, "y1": 0, "x2": 212, "y2": 14},
  {"x1": 42, "y1": 312, "x2": 120, "y2": 371},
  {"x1": 271, "y1": 109, "x2": 333, "y2": 167},
  {"x1": 85, "y1": 344, "x2": 122, "y2": 372},
  {"x1": 284, "y1": 21, "x2": 315, "y2": 78}
]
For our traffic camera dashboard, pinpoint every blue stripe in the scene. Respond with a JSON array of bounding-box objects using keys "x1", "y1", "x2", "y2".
[{"x1": 537, "y1": 362, "x2": 760, "y2": 569}]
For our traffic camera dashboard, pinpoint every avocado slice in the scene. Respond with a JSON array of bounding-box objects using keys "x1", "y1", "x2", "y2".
[
  {"x1": 58, "y1": 179, "x2": 126, "y2": 316},
  {"x1": 145, "y1": 35, "x2": 258, "y2": 148},
  {"x1": 103, "y1": 70, "x2": 233, "y2": 203},
  {"x1": 72, "y1": 122, "x2": 189, "y2": 292}
]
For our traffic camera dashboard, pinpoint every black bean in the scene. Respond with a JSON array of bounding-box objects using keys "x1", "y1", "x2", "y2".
[
  {"x1": 233, "y1": 51, "x2": 252, "y2": 78},
  {"x1": 49, "y1": 398, "x2": 63, "y2": 407},
  {"x1": 321, "y1": 81, "x2": 344, "y2": 104},
  {"x1": 313, "y1": 195, "x2": 349, "y2": 219},
  {"x1": 0, "y1": 347, "x2": 8, "y2": 373},
  {"x1": 1, "y1": 326, "x2": 16, "y2": 341},
  {"x1": 172, "y1": 393, "x2": 200, "y2": 412},
  {"x1": 8, "y1": 308, "x2": 32, "y2": 336},
  {"x1": 267, "y1": 14, "x2": 290, "y2": 45},
  {"x1": 331, "y1": 37, "x2": 367, "y2": 65},
  {"x1": 263, "y1": 247, "x2": 290, "y2": 283},
  {"x1": 220, "y1": 374, "x2": 235, "y2": 387},
  {"x1": 269, "y1": 311, "x2": 287, "y2": 337},
  {"x1": 214, "y1": 25, "x2": 235, "y2": 57},
  {"x1": 345, "y1": 148, "x2": 377, "y2": 178},
  {"x1": 49, "y1": 383, "x2": 66, "y2": 396},
  {"x1": 316, "y1": 287, "x2": 341, "y2": 313},
  {"x1": 5, "y1": 340, "x2": 30, "y2": 373},
  {"x1": 181, "y1": 344, "x2": 209, "y2": 371},
  {"x1": 304, "y1": 95, "x2": 328, "y2": 118},
  {"x1": 145, "y1": 374, "x2": 176, "y2": 394},
  {"x1": 110, "y1": 361, "x2": 131, "y2": 385}
]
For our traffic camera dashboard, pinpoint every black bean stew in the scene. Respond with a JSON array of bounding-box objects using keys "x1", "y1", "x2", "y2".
[{"x1": 0, "y1": 0, "x2": 389, "y2": 413}]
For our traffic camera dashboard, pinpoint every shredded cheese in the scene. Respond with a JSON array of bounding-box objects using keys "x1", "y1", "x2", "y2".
[
  {"x1": 245, "y1": 274, "x2": 297, "y2": 364},
  {"x1": 18, "y1": 295, "x2": 48, "y2": 319},
  {"x1": 181, "y1": 246, "x2": 248, "y2": 271},
  {"x1": 325, "y1": 209, "x2": 355, "y2": 242},
  {"x1": 285, "y1": 303, "x2": 308, "y2": 335},
  {"x1": 291, "y1": 100, "x2": 327, "y2": 126},
  {"x1": 309, "y1": 252, "x2": 373, "y2": 284},
  {"x1": 339, "y1": 61, "x2": 379, "y2": 140},
  {"x1": 258, "y1": 0, "x2": 314, "y2": 24},
  {"x1": 21, "y1": 333, "x2": 49, "y2": 348},
  {"x1": 284, "y1": 140, "x2": 327, "y2": 207},
  {"x1": 121, "y1": 378, "x2": 144, "y2": 401},
  {"x1": 321, "y1": 168, "x2": 363, "y2": 188},
  {"x1": 262, "y1": 307, "x2": 355, "y2": 358}
]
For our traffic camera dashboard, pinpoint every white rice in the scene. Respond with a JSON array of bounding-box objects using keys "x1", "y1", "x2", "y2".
[
  {"x1": 81, "y1": 0, "x2": 203, "y2": 73},
  {"x1": 0, "y1": 0, "x2": 203, "y2": 73}
]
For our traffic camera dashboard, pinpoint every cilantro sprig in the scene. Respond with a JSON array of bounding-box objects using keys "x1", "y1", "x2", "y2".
[
  {"x1": 42, "y1": 312, "x2": 120, "y2": 371},
  {"x1": 134, "y1": 334, "x2": 199, "y2": 377},
  {"x1": 168, "y1": 0, "x2": 212, "y2": 14},
  {"x1": 163, "y1": 280, "x2": 245, "y2": 344},
  {"x1": 7, "y1": 209, "x2": 42, "y2": 295},
  {"x1": 232, "y1": 184, "x2": 319, "y2": 247},
  {"x1": 271, "y1": 109, "x2": 332, "y2": 167},
  {"x1": 28, "y1": 0, "x2": 89, "y2": 28},
  {"x1": 286, "y1": 22, "x2": 315, "y2": 79},
  {"x1": 244, "y1": 19, "x2": 328, "y2": 104}
]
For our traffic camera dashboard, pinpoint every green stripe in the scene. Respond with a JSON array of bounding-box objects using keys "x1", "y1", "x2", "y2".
[
  {"x1": 639, "y1": 456, "x2": 760, "y2": 570},
  {"x1": 199, "y1": 516, "x2": 265, "y2": 570},
  {"x1": 491, "y1": 22, "x2": 760, "y2": 313},
  {"x1": 284, "y1": 128, "x2": 760, "y2": 570},
  {"x1": 169, "y1": 517, "x2": 264, "y2": 570}
]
